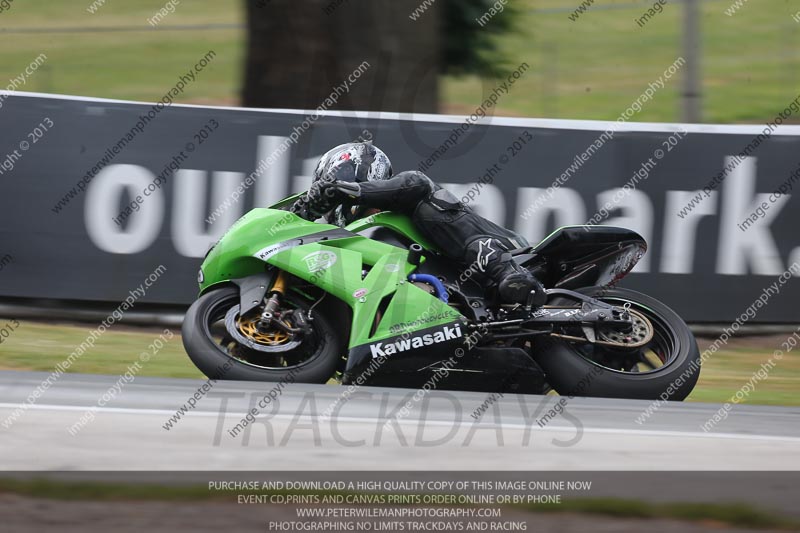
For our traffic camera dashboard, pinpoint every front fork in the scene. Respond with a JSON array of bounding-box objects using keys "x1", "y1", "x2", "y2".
[
  {"x1": 260, "y1": 270, "x2": 287, "y2": 323},
  {"x1": 257, "y1": 270, "x2": 312, "y2": 336}
]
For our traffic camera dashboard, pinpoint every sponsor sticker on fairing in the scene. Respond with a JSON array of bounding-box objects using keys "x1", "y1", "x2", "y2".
[
  {"x1": 369, "y1": 324, "x2": 462, "y2": 358},
  {"x1": 253, "y1": 239, "x2": 301, "y2": 261},
  {"x1": 303, "y1": 251, "x2": 337, "y2": 273}
]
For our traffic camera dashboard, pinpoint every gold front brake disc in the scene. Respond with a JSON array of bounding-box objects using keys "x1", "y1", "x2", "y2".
[{"x1": 235, "y1": 314, "x2": 291, "y2": 346}]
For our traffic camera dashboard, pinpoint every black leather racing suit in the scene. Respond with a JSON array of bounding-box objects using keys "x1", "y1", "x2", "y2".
[{"x1": 351, "y1": 171, "x2": 540, "y2": 303}]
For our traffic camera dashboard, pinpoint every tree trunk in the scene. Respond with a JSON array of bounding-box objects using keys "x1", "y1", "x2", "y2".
[{"x1": 242, "y1": 0, "x2": 439, "y2": 113}]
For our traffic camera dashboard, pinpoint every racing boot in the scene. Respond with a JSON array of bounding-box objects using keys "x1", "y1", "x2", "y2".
[
  {"x1": 465, "y1": 238, "x2": 547, "y2": 307},
  {"x1": 496, "y1": 260, "x2": 547, "y2": 307}
]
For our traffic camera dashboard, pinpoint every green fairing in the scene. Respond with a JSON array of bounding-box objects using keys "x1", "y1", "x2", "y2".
[
  {"x1": 345, "y1": 212, "x2": 438, "y2": 251},
  {"x1": 198, "y1": 208, "x2": 463, "y2": 349}
]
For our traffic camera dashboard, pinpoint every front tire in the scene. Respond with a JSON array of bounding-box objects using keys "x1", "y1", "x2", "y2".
[
  {"x1": 534, "y1": 286, "x2": 700, "y2": 401},
  {"x1": 182, "y1": 286, "x2": 343, "y2": 382}
]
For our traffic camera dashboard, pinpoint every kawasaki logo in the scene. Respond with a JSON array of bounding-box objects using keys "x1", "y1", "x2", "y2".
[{"x1": 369, "y1": 324, "x2": 462, "y2": 358}]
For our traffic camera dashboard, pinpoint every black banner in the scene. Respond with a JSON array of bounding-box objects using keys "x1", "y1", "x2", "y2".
[{"x1": 1, "y1": 92, "x2": 800, "y2": 322}]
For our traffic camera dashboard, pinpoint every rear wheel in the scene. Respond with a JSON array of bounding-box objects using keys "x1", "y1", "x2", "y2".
[
  {"x1": 533, "y1": 286, "x2": 700, "y2": 400},
  {"x1": 182, "y1": 285, "x2": 343, "y2": 382}
]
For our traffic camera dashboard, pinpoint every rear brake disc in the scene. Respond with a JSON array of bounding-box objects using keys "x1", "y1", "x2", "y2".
[{"x1": 596, "y1": 308, "x2": 654, "y2": 349}]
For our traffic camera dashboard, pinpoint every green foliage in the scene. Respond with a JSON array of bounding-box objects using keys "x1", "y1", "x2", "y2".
[{"x1": 441, "y1": 0, "x2": 517, "y2": 77}]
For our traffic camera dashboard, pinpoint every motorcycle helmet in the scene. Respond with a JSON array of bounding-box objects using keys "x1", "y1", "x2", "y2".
[{"x1": 312, "y1": 141, "x2": 392, "y2": 226}]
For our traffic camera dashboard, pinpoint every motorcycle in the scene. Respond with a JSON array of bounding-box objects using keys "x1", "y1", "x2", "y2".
[{"x1": 182, "y1": 188, "x2": 700, "y2": 400}]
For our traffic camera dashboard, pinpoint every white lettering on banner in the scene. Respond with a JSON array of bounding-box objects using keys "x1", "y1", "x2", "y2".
[
  {"x1": 85, "y1": 164, "x2": 163, "y2": 254},
  {"x1": 172, "y1": 170, "x2": 244, "y2": 257},
  {"x1": 253, "y1": 135, "x2": 291, "y2": 208},
  {"x1": 81, "y1": 142, "x2": 798, "y2": 278},
  {"x1": 514, "y1": 187, "x2": 587, "y2": 245},
  {"x1": 595, "y1": 188, "x2": 653, "y2": 272},
  {"x1": 661, "y1": 190, "x2": 719, "y2": 274},
  {"x1": 717, "y1": 157, "x2": 788, "y2": 275}
]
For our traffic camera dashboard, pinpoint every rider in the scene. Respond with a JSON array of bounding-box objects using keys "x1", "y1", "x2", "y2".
[{"x1": 292, "y1": 142, "x2": 546, "y2": 307}]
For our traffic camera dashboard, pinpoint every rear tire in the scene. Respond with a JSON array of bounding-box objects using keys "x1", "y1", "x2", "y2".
[
  {"x1": 182, "y1": 287, "x2": 343, "y2": 383},
  {"x1": 533, "y1": 286, "x2": 700, "y2": 401}
]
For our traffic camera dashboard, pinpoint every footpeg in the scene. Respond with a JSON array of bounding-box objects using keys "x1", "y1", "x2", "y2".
[{"x1": 524, "y1": 287, "x2": 547, "y2": 312}]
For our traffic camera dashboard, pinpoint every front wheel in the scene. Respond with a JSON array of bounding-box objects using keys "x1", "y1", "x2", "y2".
[
  {"x1": 533, "y1": 287, "x2": 700, "y2": 401},
  {"x1": 182, "y1": 286, "x2": 343, "y2": 382}
]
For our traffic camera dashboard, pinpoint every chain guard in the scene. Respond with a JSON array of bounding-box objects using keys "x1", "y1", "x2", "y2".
[{"x1": 551, "y1": 308, "x2": 654, "y2": 349}]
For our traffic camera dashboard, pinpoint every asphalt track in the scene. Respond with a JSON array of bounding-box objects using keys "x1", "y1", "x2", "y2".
[{"x1": 0, "y1": 370, "x2": 798, "y2": 473}]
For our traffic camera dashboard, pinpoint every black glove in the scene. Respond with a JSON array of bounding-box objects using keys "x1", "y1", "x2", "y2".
[
  {"x1": 306, "y1": 181, "x2": 351, "y2": 216},
  {"x1": 290, "y1": 197, "x2": 313, "y2": 220}
]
